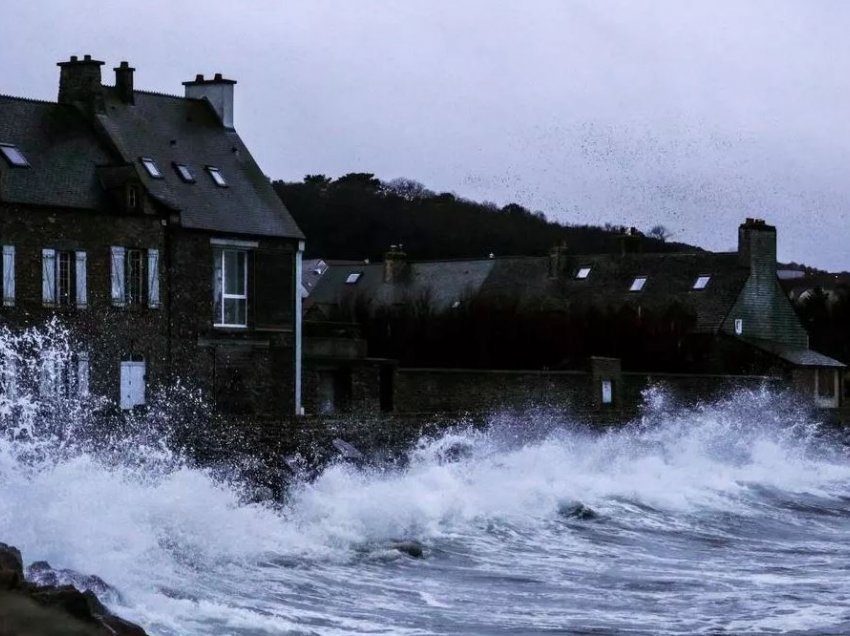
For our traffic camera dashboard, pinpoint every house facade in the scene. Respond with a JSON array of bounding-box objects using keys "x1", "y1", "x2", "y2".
[
  {"x1": 0, "y1": 55, "x2": 304, "y2": 416},
  {"x1": 305, "y1": 219, "x2": 846, "y2": 419}
]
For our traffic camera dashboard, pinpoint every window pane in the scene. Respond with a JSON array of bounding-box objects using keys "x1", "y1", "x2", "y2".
[
  {"x1": 224, "y1": 297, "x2": 247, "y2": 326},
  {"x1": 1, "y1": 144, "x2": 29, "y2": 167},
  {"x1": 576, "y1": 267, "x2": 591, "y2": 279},
  {"x1": 224, "y1": 250, "x2": 245, "y2": 295},
  {"x1": 140, "y1": 158, "x2": 162, "y2": 178}
]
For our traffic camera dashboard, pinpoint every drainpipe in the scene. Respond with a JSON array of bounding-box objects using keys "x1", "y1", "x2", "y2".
[{"x1": 294, "y1": 240, "x2": 304, "y2": 416}]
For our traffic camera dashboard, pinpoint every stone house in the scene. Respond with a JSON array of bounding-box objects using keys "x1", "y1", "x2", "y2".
[
  {"x1": 0, "y1": 55, "x2": 304, "y2": 416},
  {"x1": 305, "y1": 219, "x2": 845, "y2": 418}
]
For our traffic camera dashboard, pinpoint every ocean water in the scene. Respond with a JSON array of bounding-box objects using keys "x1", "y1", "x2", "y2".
[{"x1": 2, "y1": 326, "x2": 850, "y2": 634}]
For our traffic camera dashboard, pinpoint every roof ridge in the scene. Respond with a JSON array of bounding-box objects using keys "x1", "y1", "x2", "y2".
[
  {"x1": 132, "y1": 88, "x2": 198, "y2": 101},
  {"x1": 0, "y1": 93, "x2": 56, "y2": 105}
]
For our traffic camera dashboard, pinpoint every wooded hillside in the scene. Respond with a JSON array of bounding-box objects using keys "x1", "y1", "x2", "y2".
[{"x1": 273, "y1": 173, "x2": 694, "y2": 260}]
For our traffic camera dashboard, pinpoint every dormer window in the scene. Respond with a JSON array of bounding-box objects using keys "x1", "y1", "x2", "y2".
[
  {"x1": 140, "y1": 157, "x2": 162, "y2": 179},
  {"x1": 693, "y1": 275, "x2": 711, "y2": 290},
  {"x1": 629, "y1": 276, "x2": 647, "y2": 292},
  {"x1": 345, "y1": 272, "x2": 362, "y2": 285},
  {"x1": 576, "y1": 267, "x2": 591, "y2": 280},
  {"x1": 128, "y1": 186, "x2": 138, "y2": 210},
  {"x1": 173, "y1": 163, "x2": 195, "y2": 183},
  {"x1": 207, "y1": 166, "x2": 227, "y2": 187},
  {"x1": 0, "y1": 143, "x2": 29, "y2": 167}
]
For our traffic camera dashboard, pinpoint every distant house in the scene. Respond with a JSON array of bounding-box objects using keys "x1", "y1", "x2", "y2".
[
  {"x1": 0, "y1": 55, "x2": 304, "y2": 416},
  {"x1": 305, "y1": 219, "x2": 845, "y2": 416}
]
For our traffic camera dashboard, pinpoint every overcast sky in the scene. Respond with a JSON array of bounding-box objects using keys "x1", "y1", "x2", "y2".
[{"x1": 2, "y1": 1, "x2": 848, "y2": 269}]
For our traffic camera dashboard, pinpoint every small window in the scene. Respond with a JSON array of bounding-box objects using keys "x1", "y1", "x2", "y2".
[
  {"x1": 345, "y1": 272, "x2": 362, "y2": 285},
  {"x1": 629, "y1": 276, "x2": 647, "y2": 292},
  {"x1": 173, "y1": 163, "x2": 195, "y2": 183},
  {"x1": 213, "y1": 248, "x2": 248, "y2": 327},
  {"x1": 734, "y1": 318, "x2": 743, "y2": 335},
  {"x1": 693, "y1": 275, "x2": 711, "y2": 290},
  {"x1": 140, "y1": 157, "x2": 162, "y2": 179},
  {"x1": 207, "y1": 166, "x2": 227, "y2": 187},
  {"x1": 0, "y1": 143, "x2": 29, "y2": 167},
  {"x1": 601, "y1": 379, "x2": 613, "y2": 405},
  {"x1": 576, "y1": 267, "x2": 591, "y2": 280},
  {"x1": 128, "y1": 186, "x2": 138, "y2": 209}
]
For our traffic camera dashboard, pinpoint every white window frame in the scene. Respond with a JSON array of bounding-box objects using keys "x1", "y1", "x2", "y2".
[
  {"x1": 345, "y1": 272, "x2": 362, "y2": 285},
  {"x1": 576, "y1": 267, "x2": 591, "y2": 280},
  {"x1": 42, "y1": 249, "x2": 86, "y2": 309},
  {"x1": 207, "y1": 166, "x2": 227, "y2": 187},
  {"x1": 214, "y1": 248, "x2": 249, "y2": 328}
]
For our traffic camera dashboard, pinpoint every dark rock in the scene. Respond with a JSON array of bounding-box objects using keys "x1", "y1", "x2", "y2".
[
  {"x1": 558, "y1": 501, "x2": 599, "y2": 520},
  {"x1": 0, "y1": 543, "x2": 24, "y2": 589},
  {"x1": 0, "y1": 542, "x2": 148, "y2": 635},
  {"x1": 389, "y1": 540, "x2": 424, "y2": 558},
  {"x1": 26, "y1": 560, "x2": 120, "y2": 603}
]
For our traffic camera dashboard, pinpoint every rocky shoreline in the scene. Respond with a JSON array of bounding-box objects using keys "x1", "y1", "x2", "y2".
[{"x1": 0, "y1": 543, "x2": 147, "y2": 636}]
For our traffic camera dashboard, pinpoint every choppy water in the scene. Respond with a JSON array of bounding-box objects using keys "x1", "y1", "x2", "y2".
[{"x1": 2, "y1": 326, "x2": 850, "y2": 634}]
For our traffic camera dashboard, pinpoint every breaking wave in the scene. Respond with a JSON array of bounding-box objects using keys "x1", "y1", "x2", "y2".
[{"x1": 2, "y1": 324, "x2": 850, "y2": 634}]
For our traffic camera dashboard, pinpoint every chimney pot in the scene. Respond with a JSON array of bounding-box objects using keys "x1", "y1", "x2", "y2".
[
  {"x1": 113, "y1": 60, "x2": 135, "y2": 104},
  {"x1": 214, "y1": 73, "x2": 223, "y2": 80},
  {"x1": 70, "y1": 55, "x2": 78, "y2": 62},
  {"x1": 195, "y1": 74, "x2": 204, "y2": 82},
  {"x1": 84, "y1": 54, "x2": 91, "y2": 61}
]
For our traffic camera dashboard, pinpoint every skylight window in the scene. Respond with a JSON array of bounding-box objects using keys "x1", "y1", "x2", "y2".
[
  {"x1": 0, "y1": 144, "x2": 29, "y2": 167},
  {"x1": 693, "y1": 275, "x2": 711, "y2": 290},
  {"x1": 173, "y1": 163, "x2": 195, "y2": 183},
  {"x1": 140, "y1": 157, "x2": 162, "y2": 179},
  {"x1": 345, "y1": 272, "x2": 362, "y2": 284},
  {"x1": 207, "y1": 166, "x2": 227, "y2": 187},
  {"x1": 630, "y1": 276, "x2": 647, "y2": 292},
  {"x1": 576, "y1": 267, "x2": 591, "y2": 280}
]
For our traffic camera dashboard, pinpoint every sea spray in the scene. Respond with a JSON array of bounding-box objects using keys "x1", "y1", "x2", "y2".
[{"x1": 3, "y1": 324, "x2": 850, "y2": 633}]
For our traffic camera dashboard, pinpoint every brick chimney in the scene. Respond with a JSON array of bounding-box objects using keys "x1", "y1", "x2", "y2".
[
  {"x1": 183, "y1": 73, "x2": 236, "y2": 129},
  {"x1": 617, "y1": 227, "x2": 643, "y2": 256},
  {"x1": 57, "y1": 54, "x2": 105, "y2": 112},
  {"x1": 738, "y1": 217, "x2": 777, "y2": 275},
  {"x1": 113, "y1": 61, "x2": 135, "y2": 104},
  {"x1": 548, "y1": 241, "x2": 569, "y2": 277},
  {"x1": 383, "y1": 245, "x2": 408, "y2": 283}
]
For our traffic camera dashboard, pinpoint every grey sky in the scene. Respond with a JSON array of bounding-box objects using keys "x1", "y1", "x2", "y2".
[{"x1": 3, "y1": 1, "x2": 848, "y2": 269}]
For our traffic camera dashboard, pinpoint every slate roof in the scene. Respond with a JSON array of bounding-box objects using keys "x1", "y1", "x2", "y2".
[
  {"x1": 96, "y1": 87, "x2": 303, "y2": 238},
  {"x1": 307, "y1": 258, "x2": 497, "y2": 311},
  {"x1": 307, "y1": 251, "x2": 750, "y2": 334},
  {"x1": 0, "y1": 84, "x2": 303, "y2": 240},
  {"x1": 746, "y1": 339, "x2": 846, "y2": 368},
  {"x1": 0, "y1": 95, "x2": 115, "y2": 210}
]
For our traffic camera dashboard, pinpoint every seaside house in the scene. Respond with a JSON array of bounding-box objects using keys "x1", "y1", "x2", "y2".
[
  {"x1": 305, "y1": 219, "x2": 846, "y2": 419},
  {"x1": 0, "y1": 55, "x2": 304, "y2": 416}
]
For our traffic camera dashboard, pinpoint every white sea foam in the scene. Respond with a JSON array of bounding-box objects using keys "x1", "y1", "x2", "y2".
[{"x1": 1, "y1": 324, "x2": 850, "y2": 634}]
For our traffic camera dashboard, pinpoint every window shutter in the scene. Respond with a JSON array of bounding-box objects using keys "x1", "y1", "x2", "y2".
[
  {"x1": 147, "y1": 249, "x2": 160, "y2": 308},
  {"x1": 42, "y1": 249, "x2": 56, "y2": 307},
  {"x1": 77, "y1": 352, "x2": 89, "y2": 398},
  {"x1": 111, "y1": 246, "x2": 126, "y2": 307},
  {"x1": 2, "y1": 246, "x2": 14, "y2": 307},
  {"x1": 75, "y1": 251, "x2": 87, "y2": 309},
  {"x1": 213, "y1": 248, "x2": 223, "y2": 324}
]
